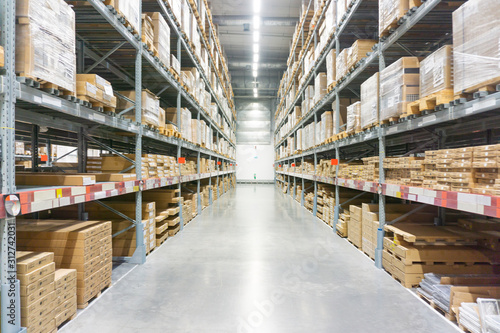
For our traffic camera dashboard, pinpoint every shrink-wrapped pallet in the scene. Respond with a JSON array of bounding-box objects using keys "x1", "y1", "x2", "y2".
[
  {"x1": 180, "y1": 108, "x2": 191, "y2": 142},
  {"x1": 315, "y1": 73, "x2": 328, "y2": 104},
  {"x1": 326, "y1": 49, "x2": 336, "y2": 87},
  {"x1": 321, "y1": 111, "x2": 333, "y2": 142},
  {"x1": 297, "y1": 128, "x2": 302, "y2": 151},
  {"x1": 419, "y1": 45, "x2": 453, "y2": 98},
  {"x1": 325, "y1": 0, "x2": 336, "y2": 34},
  {"x1": 181, "y1": 0, "x2": 191, "y2": 41},
  {"x1": 16, "y1": 0, "x2": 76, "y2": 93},
  {"x1": 336, "y1": 0, "x2": 347, "y2": 26},
  {"x1": 346, "y1": 102, "x2": 361, "y2": 133},
  {"x1": 360, "y1": 73, "x2": 379, "y2": 129},
  {"x1": 118, "y1": 90, "x2": 160, "y2": 127},
  {"x1": 316, "y1": 121, "x2": 321, "y2": 146},
  {"x1": 453, "y1": 0, "x2": 500, "y2": 94},
  {"x1": 346, "y1": 40, "x2": 377, "y2": 69},
  {"x1": 148, "y1": 12, "x2": 170, "y2": 67},
  {"x1": 332, "y1": 98, "x2": 354, "y2": 134},
  {"x1": 379, "y1": 0, "x2": 408, "y2": 37},
  {"x1": 336, "y1": 48, "x2": 348, "y2": 82},
  {"x1": 380, "y1": 57, "x2": 420, "y2": 121}
]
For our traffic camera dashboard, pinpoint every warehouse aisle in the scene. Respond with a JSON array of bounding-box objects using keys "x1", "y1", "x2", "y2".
[{"x1": 61, "y1": 185, "x2": 459, "y2": 333}]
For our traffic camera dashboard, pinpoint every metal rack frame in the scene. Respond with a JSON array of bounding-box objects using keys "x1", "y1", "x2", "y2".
[
  {"x1": 0, "y1": 0, "x2": 237, "y2": 331},
  {"x1": 273, "y1": 0, "x2": 500, "y2": 270}
]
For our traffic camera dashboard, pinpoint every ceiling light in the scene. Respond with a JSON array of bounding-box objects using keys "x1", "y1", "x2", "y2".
[
  {"x1": 253, "y1": 54, "x2": 259, "y2": 62},
  {"x1": 252, "y1": 63, "x2": 258, "y2": 71},
  {"x1": 253, "y1": 31, "x2": 260, "y2": 42},
  {"x1": 253, "y1": 43, "x2": 259, "y2": 53},
  {"x1": 254, "y1": 93, "x2": 258, "y2": 98},
  {"x1": 253, "y1": 15, "x2": 261, "y2": 29},
  {"x1": 253, "y1": 70, "x2": 258, "y2": 77},
  {"x1": 253, "y1": 88, "x2": 258, "y2": 94},
  {"x1": 253, "y1": 0, "x2": 261, "y2": 14}
]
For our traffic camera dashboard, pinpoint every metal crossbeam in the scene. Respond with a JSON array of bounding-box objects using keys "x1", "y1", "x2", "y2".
[
  {"x1": 117, "y1": 106, "x2": 135, "y2": 117},
  {"x1": 84, "y1": 41, "x2": 126, "y2": 73},
  {"x1": 339, "y1": 191, "x2": 367, "y2": 208},
  {"x1": 84, "y1": 134, "x2": 134, "y2": 163},
  {"x1": 50, "y1": 148, "x2": 77, "y2": 164},
  {"x1": 94, "y1": 200, "x2": 136, "y2": 225},
  {"x1": 387, "y1": 205, "x2": 427, "y2": 225}
]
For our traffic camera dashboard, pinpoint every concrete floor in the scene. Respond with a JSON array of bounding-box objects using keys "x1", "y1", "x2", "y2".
[{"x1": 61, "y1": 184, "x2": 460, "y2": 333}]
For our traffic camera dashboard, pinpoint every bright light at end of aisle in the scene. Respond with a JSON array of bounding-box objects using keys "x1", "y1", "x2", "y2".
[
  {"x1": 252, "y1": 63, "x2": 258, "y2": 71},
  {"x1": 253, "y1": 31, "x2": 260, "y2": 43},
  {"x1": 253, "y1": 53, "x2": 259, "y2": 62},
  {"x1": 253, "y1": 88, "x2": 258, "y2": 94},
  {"x1": 253, "y1": 70, "x2": 258, "y2": 77},
  {"x1": 253, "y1": 43, "x2": 259, "y2": 53},
  {"x1": 253, "y1": 0, "x2": 261, "y2": 14},
  {"x1": 253, "y1": 15, "x2": 261, "y2": 29}
]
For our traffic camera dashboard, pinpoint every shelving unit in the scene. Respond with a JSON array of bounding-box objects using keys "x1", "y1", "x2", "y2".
[
  {"x1": 0, "y1": 0, "x2": 237, "y2": 331},
  {"x1": 273, "y1": 0, "x2": 500, "y2": 273}
]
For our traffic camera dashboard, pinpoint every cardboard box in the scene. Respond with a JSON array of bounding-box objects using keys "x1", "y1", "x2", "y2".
[
  {"x1": 17, "y1": 252, "x2": 54, "y2": 274},
  {"x1": 419, "y1": 45, "x2": 453, "y2": 98},
  {"x1": 360, "y1": 72, "x2": 379, "y2": 129},
  {"x1": 16, "y1": 173, "x2": 96, "y2": 186}
]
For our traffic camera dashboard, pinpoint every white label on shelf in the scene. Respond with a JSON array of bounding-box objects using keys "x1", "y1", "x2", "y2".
[
  {"x1": 124, "y1": 181, "x2": 135, "y2": 188},
  {"x1": 458, "y1": 192, "x2": 477, "y2": 204},
  {"x1": 59, "y1": 197, "x2": 70, "y2": 207},
  {"x1": 74, "y1": 195, "x2": 85, "y2": 204},
  {"x1": 408, "y1": 194, "x2": 417, "y2": 201},
  {"x1": 82, "y1": 177, "x2": 94, "y2": 186},
  {"x1": 419, "y1": 195, "x2": 434, "y2": 205},
  {"x1": 93, "y1": 114, "x2": 105, "y2": 122},
  {"x1": 418, "y1": 115, "x2": 437, "y2": 127},
  {"x1": 423, "y1": 189, "x2": 437, "y2": 198},
  {"x1": 110, "y1": 189, "x2": 119, "y2": 197},
  {"x1": 42, "y1": 95, "x2": 62, "y2": 108},
  {"x1": 94, "y1": 191, "x2": 106, "y2": 200},
  {"x1": 161, "y1": 178, "x2": 167, "y2": 187},
  {"x1": 31, "y1": 200, "x2": 53, "y2": 212},
  {"x1": 34, "y1": 96, "x2": 42, "y2": 104},
  {"x1": 473, "y1": 98, "x2": 496, "y2": 111},
  {"x1": 460, "y1": 202, "x2": 481, "y2": 214},
  {"x1": 477, "y1": 195, "x2": 492, "y2": 206},
  {"x1": 409, "y1": 187, "x2": 424, "y2": 196},
  {"x1": 71, "y1": 187, "x2": 86, "y2": 196}
]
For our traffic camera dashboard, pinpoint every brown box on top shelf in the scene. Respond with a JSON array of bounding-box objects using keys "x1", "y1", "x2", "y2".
[
  {"x1": 326, "y1": 49, "x2": 336, "y2": 87},
  {"x1": 379, "y1": 0, "x2": 411, "y2": 37},
  {"x1": 380, "y1": 57, "x2": 420, "y2": 122},
  {"x1": 419, "y1": 45, "x2": 453, "y2": 99},
  {"x1": 103, "y1": 0, "x2": 140, "y2": 33},
  {"x1": 348, "y1": 205, "x2": 362, "y2": 248},
  {"x1": 117, "y1": 90, "x2": 160, "y2": 128},
  {"x1": 453, "y1": 0, "x2": 500, "y2": 94},
  {"x1": 336, "y1": 48, "x2": 348, "y2": 82},
  {"x1": 147, "y1": 12, "x2": 170, "y2": 67},
  {"x1": 16, "y1": 220, "x2": 112, "y2": 308},
  {"x1": 16, "y1": 0, "x2": 76, "y2": 94},
  {"x1": 16, "y1": 251, "x2": 56, "y2": 332},
  {"x1": 15, "y1": 173, "x2": 96, "y2": 186}
]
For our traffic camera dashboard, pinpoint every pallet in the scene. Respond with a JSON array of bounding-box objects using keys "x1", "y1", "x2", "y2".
[
  {"x1": 406, "y1": 89, "x2": 455, "y2": 116},
  {"x1": 454, "y1": 81, "x2": 500, "y2": 103},
  {"x1": 77, "y1": 282, "x2": 111, "y2": 309},
  {"x1": 18, "y1": 73, "x2": 77, "y2": 98},
  {"x1": 362, "y1": 122, "x2": 379, "y2": 131},
  {"x1": 380, "y1": 116, "x2": 400, "y2": 126},
  {"x1": 386, "y1": 225, "x2": 481, "y2": 245},
  {"x1": 169, "y1": 68, "x2": 180, "y2": 82},
  {"x1": 416, "y1": 291, "x2": 456, "y2": 321},
  {"x1": 56, "y1": 311, "x2": 77, "y2": 330}
]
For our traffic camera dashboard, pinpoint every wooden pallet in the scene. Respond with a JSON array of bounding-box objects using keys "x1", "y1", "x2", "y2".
[
  {"x1": 381, "y1": 116, "x2": 400, "y2": 125},
  {"x1": 56, "y1": 312, "x2": 78, "y2": 330},
  {"x1": 405, "y1": 89, "x2": 455, "y2": 116},
  {"x1": 386, "y1": 225, "x2": 481, "y2": 245},
  {"x1": 362, "y1": 122, "x2": 379, "y2": 131},
  {"x1": 18, "y1": 73, "x2": 76, "y2": 97},
  {"x1": 417, "y1": 290, "x2": 456, "y2": 321},
  {"x1": 77, "y1": 282, "x2": 112, "y2": 309}
]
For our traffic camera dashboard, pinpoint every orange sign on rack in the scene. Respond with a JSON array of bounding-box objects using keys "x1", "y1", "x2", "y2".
[
  {"x1": 331, "y1": 159, "x2": 339, "y2": 165},
  {"x1": 291, "y1": 163, "x2": 296, "y2": 167},
  {"x1": 217, "y1": 161, "x2": 221, "y2": 165},
  {"x1": 40, "y1": 155, "x2": 48, "y2": 162},
  {"x1": 178, "y1": 157, "x2": 186, "y2": 164}
]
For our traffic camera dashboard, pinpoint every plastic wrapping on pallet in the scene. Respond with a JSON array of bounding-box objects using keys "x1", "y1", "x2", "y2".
[
  {"x1": 118, "y1": 90, "x2": 160, "y2": 128},
  {"x1": 167, "y1": 0, "x2": 182, "y2": 23},
  {"x1": 346, "y1": 102, "x2": 361, "y2": 133},
  {"x1": 321, "y1": 111, "x2": 333, "y2": 142},
  {"x1": 419, "y1": 45, "x2": 453, "y2": 98},
  {"x1": 315, "y1": 73, "x2": 328, "y2": 104},
  {"x1": 453, "y1": 0, "x2": 500, "y2": 94},
  {"x1": 181, "y1": 0, "x2": 191, "y2": 41},
  {"x1": 336, "y1": 48, "x2": 348, "y2": 82},
  {"x1": 148, "y1": 12, "x2": 170, "y2": 67},
  {"x1": 336, "y1": 0, "x2": 346, "y2": 26},
  {"x1": 360, "y1": 72, "x2": 379, "y2": 129},
  {"x1": 379, "y1": 0, "x2": 408, "y2": 37},
  {"x1": 16, "y1": 0, "x2": 76, "y2": 93},
  {"x1": 332, "y1": 98, "x2": 355, "y2": 134},
  {"x1": 380, "y1": 57, "x2": 420, "y2": 121},
  {"x1": 107, "y1": 0, "x2": 140, "y2": 33},
  {"x1": 316, "y1": 122, "x2": 321, "y2": 146},
  {"x1": 325, "y1": 0, "x2": 336, "y2": 34},
  {"x1": 346, "y1": 40, "x2": 377, "y2": 70},
  {"x1": 296, "y1": 128, "x2": 302, "y2": 151},
  {"x1": 326, "y1": 49, "x2": 336, "y2": 87},
  {"x1": 171, "y1": 55, "x2": 180, "y2": 75}
]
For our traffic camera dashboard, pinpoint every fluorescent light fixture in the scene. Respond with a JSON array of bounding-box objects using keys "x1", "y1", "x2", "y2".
[
  {"x1": 254, "y1": 93, "x2": 258, "y2": 98},
  {"x1": 253, "y1": 31, "x2": 260, "y2": 42},
  {"x1": 252, "y1": 63, "x2": 258, "y2": 71},
  {"x1": 253, "y1": 88, "x2": 258, "y2": 94},
  {"x1": 253, "y1": 70, "x2": 258, "y2": 77},
  {"x1": 253, "y1": 54, "x2": 259, "y2": 62},
  {"x1": 253, "y1": 0, "x2": 261, "y2": 14},
  {"x1": 253, "y1": 15, "x2": 261, "y2": 29},
  {"x1": 253, "y1": 43, "x2": 259, "y2": 53}
]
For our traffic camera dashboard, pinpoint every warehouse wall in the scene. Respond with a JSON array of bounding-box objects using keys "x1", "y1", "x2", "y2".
[
  {"x1": 236, "y1": 100, "x2": 273, "y2": 145},
  {"x1": 236, "y1": 145, "x2": 274, "y2": 181}
]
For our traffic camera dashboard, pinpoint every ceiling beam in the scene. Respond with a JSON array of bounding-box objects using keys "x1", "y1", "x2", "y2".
[{"x1": 212, "y1": 15, "x2": 299, "y2": 26}]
